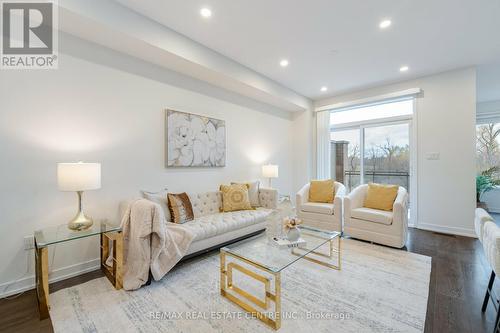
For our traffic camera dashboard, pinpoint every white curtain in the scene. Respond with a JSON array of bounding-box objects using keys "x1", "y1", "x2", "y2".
[{"x1": 316, "y1": 110, "x2": 331, "y2": 180}]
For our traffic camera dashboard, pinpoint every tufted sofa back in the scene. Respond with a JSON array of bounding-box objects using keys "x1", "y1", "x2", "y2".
[{"x1": 188, "y1": 191, "x2": 223, "y2": 218}]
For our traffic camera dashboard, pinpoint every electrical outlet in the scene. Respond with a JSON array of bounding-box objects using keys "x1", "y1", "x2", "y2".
[{"x1": 24, "y1": 235, "x2": 35, "y2": 250}]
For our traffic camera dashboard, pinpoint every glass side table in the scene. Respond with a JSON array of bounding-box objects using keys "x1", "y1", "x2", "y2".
[{"x1": 34, "y1": 220, "x2": 123, "y2": 319}]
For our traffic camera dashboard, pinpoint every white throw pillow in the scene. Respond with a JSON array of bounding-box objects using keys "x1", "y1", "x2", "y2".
[
  {"x1": 141, "y1": 190, "x2": 171, "y2": 222},
  {"x1": 232, "y1": 181, "x2": 260, "y2": 207}
]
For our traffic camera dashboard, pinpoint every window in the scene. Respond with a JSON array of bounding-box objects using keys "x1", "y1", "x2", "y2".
[
  {"x1": 476, "y1": 122, "x2": 500, "y2": 176},
  {"x1": 330, "y1": 99, "x2": 413, "y2": 193},
  {"x1": 330, "y1": 99, "x2": 413, "y2": 127}
]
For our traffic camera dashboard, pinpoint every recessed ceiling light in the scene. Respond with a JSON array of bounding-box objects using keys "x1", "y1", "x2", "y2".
[
  {"x1": 400, "y1": 65, "x2": 409, "y2": 72},
  {"x1": 379, "y1": 19, "x2": 392, "y2": 29},
  {"x1": 320, "y1": 86, "x2": 328, "y2": 92},
  {"x1": 279, "y1": 59, "x2": 289, "y2": 67},
  {"x1": 200, "y1": 7, "x2": 212, "y2": 18}
]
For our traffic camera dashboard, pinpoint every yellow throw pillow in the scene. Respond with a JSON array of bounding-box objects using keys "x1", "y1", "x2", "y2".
[
  {"x1": 309, "y1": 179, "x2": 335, "y2": 203},
  {"x1": 364, "y1": 183, "x2": 399, "y2": 211},
  {"x1": 220, "y1": 184, "x2": 253, "y2": 212}
]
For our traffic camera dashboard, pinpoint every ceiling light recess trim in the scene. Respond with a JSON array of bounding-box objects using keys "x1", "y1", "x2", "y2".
[
  {"x1": 379, "y1": 19, "x2": 392, "y2": 29},
  {"x1": 280, "y1": 59, "x2": 289, "y2": 67}
]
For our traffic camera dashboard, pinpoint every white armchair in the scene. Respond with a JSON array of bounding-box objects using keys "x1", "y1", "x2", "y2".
[
  {"x1": 296, "y1": 182, "x2": 346, "y2": 232},
  {"x1": 344, "y1": 184, "x2": 408, "y2": 248}
]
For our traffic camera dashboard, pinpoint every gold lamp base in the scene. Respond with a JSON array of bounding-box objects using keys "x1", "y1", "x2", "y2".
[
  {"x1": 68, "y1": 191, "x2": 94, "y2": 231},
  {"x1": 68, "y1": 211, "x2": 93, "y2": 231}
]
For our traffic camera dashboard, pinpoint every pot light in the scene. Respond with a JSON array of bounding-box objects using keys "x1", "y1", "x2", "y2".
[
  {"x1": 200, "y1": 7, "x2": 212, "y2": 18},
  {"x1": 320, "y1": 86, "x2": 328, "y2": 92},
  {"x1": 279, "y1": 59, "x2": 289, "y2": 67},
  {"x1": 400, "y1": 65, "x2": 409, "y2": 72},
  {"x1": 379, "y1": 19, "x2": 392, "y2": 29}
]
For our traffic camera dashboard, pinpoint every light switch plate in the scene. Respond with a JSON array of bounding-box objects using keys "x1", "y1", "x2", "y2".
[{"x1": 426, "y1": 152, "x2": 440, "y2": 160}]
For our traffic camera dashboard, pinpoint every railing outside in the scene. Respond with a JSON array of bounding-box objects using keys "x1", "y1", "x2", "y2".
[{"x1": 344, "y1": 170, "x2": 410, "y2": 193}]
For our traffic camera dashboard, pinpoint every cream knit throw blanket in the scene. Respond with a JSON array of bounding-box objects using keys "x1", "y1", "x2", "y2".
[{"x1": 120, "y1": 199, "x2": 194, "y2": 290}]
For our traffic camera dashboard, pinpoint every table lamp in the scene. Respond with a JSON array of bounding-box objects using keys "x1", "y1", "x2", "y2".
[
  {"x1": 262, "y1": 164, "x2": 279, "y2": 187},
  {"x1": 57, "y1": 162, "x2": 101, "y2": 230}
]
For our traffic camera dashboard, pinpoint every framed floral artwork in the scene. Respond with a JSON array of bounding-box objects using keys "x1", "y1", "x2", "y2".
[{"x1": 165, "y1": 109, "x2": 226, "y2": 167}]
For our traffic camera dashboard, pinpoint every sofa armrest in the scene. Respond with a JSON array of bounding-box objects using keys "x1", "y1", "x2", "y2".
[
  {"x1": 334, "y1": 182, "x2": 346, "y2": 217},
  {"x1": 259, "y1": 187, "x2": 278, "y2": 209},
  {"x1": 482, "y1": 221, "x2": 500, "y2": 274},
  {"x1": 344, "y1": 185, "x2": 366, "y2": 219},
  {"x1": 346, "y1": 185, "x2": 366, "y2": 209},
  {"x1": 296, "y1": 183, "x2": 310, "y2": 211},
  {"x1": 392, "y1": 187, "x2": 409, "y2": 238}
]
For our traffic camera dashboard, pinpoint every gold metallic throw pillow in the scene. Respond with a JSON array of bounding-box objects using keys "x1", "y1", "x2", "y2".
[
  {"x1": 167, "y1": 192, "x2": 194, "y2": 223},
  {"x1": 220, "y1": 184, "x2": 253, "y2": 212}
]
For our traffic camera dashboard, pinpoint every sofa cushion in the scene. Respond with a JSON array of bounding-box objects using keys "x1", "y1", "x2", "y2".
[
  {"x1": 351, "y1": 207, "x2": 393, "y2": 225},
  {"x1": 179, "y1": 209, "x2": 271, "y2": 241},
  {"x1": 142, "y1": 190, "x2": 171, "y2": 222},
  {"x1": 189, "y1": 191, "x2": 222, "y2": 218},
  {"x1": 301, "y1": 202, "x2": 334, "y2": 215}
]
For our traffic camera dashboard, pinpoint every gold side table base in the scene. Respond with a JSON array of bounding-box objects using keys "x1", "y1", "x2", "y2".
[
  {"x1": 35, "y1": 245, "x2": 49, "y2": 320},
  {"x1": 100, "y1": 231, "x2": 124, "y2": 289},
  {"x1": 35, "y1": 230, "x2": 123, "y2": 320},
  {"x1": 219, "y1": 236, "x2": 341, "y2": 330}
]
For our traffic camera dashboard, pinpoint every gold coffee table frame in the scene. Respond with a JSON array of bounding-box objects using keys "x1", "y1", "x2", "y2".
[{"x1": 220, "y1": 229, "x2": 341, "y2": 330}]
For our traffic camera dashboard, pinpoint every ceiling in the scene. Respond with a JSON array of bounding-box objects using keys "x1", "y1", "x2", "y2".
[{"x1": 113, "y1": 0, "x2": 500, "y2": 101}]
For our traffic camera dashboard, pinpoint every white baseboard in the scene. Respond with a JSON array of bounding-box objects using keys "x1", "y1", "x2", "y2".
[
  {"x1": 0, "y1": 258, "x2": 100, "y2": 298},
  {"x1": 415, "y1": 222, "x2": 477, "y2": 238}
]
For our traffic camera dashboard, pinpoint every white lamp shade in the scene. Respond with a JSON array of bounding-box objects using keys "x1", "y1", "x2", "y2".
[
  {"x1": 57, "y1": 162, "x2": 101, "y2": 191},
  {"x1": 262, "y1": 164, "x2": 279, "y2": 178}
]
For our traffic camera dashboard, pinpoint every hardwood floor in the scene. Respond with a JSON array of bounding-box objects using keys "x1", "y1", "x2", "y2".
[{"x1": 0, "y1": 227, "x2": 496, "y2": 333}]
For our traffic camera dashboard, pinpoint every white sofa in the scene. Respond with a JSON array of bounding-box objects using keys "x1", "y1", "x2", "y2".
[
  {"x1": 475, "y1": 208, "x2": 500, "y2": 328},
  {"x1": 296, "y1": 182, "x2": 346, "y2": 232},
  {"x1": 132, "y1": 187, "x2": 278, "y2": 257},
  {"x1": 344, "y1": 184, "x2": 408, "y2": 248}
]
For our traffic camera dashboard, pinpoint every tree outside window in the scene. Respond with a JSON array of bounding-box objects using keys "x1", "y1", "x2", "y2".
[{"x1": 476, "y1": 123, "x2": 500, "y2": 178}]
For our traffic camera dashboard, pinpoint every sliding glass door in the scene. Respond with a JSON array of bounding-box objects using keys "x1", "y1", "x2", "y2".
[
  {"x1": 363, "y1": 122, "x2": 410, "y2": 193},
  {"x1": 329, "y1": 98, "x2": 415, "y2": 224}
]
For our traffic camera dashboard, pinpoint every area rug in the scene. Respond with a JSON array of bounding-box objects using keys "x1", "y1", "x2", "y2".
[{"x1": 50, "y1": 239, "x2": 431, "y2": 332}]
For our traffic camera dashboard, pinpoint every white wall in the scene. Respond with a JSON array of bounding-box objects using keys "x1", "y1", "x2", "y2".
[
  {"x1": 0, "y1": 35, "x2": 296, "y2": 295},
  {"x1": 291, "y1": 109, "x2": 314, "y2": 193},
  {"x1": 315, "y1": 68, "x2": 477, "y2": 237}
]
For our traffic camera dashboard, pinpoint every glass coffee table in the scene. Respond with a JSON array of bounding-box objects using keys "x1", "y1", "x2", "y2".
[{"x1": 220, "y1": 225, "x2": 341, "y2": 330}]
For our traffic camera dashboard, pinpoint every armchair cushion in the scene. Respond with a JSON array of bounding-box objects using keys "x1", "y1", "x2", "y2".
[
  {"x1": 301, "y1": 202, "x2": 334, "y2": 215},
  {"x1": 364, "y1": 183, "x2": 399, "y2": 211},
  {"x1": 309, "y1": 179, "x2": 335, "y2": 203},
  {"x1": 351, "y1": 207, "x2": 393, "y2": 225}
]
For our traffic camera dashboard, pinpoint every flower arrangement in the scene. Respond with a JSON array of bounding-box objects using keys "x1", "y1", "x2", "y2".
[{"x1": 283, "y1": 217, "x2": 302, "y2": 230}]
